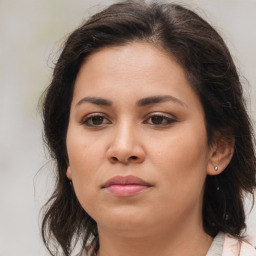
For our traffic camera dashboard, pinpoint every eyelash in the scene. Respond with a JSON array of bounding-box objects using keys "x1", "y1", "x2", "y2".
[
  {"x1": 81, "y1": 113, "x2": 177, "y2": 127},
  {"x1": 81, "y1": 113, "x2": 111, "y2": 127},
  {"x1": 144, "y1": 113, "x2": 177, "y2": 126}
]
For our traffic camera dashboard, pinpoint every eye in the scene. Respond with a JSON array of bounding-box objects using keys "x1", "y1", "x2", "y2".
[
  {"x1": 144, "y1": 114, "x2": 176, "y2": 126},
  {"x1": 81, "y1": 114, "x2": 111, "y2": 127}
]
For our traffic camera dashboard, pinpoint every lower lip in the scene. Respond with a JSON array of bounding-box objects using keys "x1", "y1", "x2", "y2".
[{"x1": 105, "y1": 184, "x2": 150, "y2": 197}]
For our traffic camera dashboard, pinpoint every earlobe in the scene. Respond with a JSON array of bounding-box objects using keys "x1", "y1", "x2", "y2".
[
  {"x1": 207, "y1": 137, "x2": 234, "y2": 176},
  {"x1": 66, "y1": 166, "x2": 72, "y2": 180}
]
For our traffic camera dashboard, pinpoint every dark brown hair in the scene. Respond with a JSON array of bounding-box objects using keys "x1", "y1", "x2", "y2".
[{"x1": 41, "y1": 1, "x2": 256, "y2": 255}]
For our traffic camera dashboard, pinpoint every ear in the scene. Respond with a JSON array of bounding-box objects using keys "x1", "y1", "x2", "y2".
[
  {"x1": 66, "y1": 166, "x2": 72, "y2": 180},
  {"x1": 207, "y1": 135, "x2": 234, "y2": 176}
]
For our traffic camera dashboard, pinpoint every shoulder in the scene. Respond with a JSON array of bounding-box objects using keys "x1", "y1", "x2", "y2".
[{"x1": 223, "y1": 233, "x2": 256, "y2": 256}]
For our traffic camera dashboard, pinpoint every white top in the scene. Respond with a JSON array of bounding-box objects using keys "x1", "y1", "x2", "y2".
[
  {"x1": 206, "y1": 232, "x2": 225, "y2": 256},
  {"x1": 78, "y1": 231, "x2": 256, "y2": 256}
]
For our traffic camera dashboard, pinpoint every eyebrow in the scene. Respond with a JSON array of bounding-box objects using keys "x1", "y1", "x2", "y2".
[
  {"x1": 137, "y1": 95, "x2": 187, "y2": 107},
  {"x1": 76, "y1": 97, "x2": 112, "y2": 107},
  {"x1": 76, "y1": 95, "x2": 186, "y2": 108}
]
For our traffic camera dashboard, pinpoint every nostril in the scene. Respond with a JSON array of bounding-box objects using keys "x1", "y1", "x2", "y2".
[
  {"x1": 111, "y1": 156, "x2": 118, "y2": 162},
  {"x1": 109, "y1": 155, "x2": 140, "y2": 164}
]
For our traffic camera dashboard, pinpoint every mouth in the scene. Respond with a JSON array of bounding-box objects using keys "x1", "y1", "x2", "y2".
[{"x1": 102, "y1": 175, "x2": 153, "y2": 197}]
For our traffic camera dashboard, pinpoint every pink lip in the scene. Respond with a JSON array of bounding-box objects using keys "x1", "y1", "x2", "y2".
[{"x1": 102, "y1": 175, "x2": 152, "y2": 197}]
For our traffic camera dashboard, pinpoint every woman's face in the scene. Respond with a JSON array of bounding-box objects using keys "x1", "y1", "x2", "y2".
[{"x1": 66, "y1": 42, "x2": 215, "y2": 237}]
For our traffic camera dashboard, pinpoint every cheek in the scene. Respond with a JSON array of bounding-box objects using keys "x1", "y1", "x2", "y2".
[
  {"x1": 67, "y1": 124, "x2": 103, "y2": 167},
  {"x1": 151, "y1": 129, "x2": 208, "y2": 166},
  {"x1": 149, "y1": 125, "x2": 209, "y2": 191},
  {"x1": 66, "y1": 126, "x2": 105, "y2": 190},
  {"x1": 147, "y1": 133, "x2": 209, "y2": 220},
  {"x1": 66, "y1": 133, "x2": 102, "y2": 214}
]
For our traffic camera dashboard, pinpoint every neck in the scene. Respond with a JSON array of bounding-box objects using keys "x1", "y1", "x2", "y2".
[{"x1": 96, "y1": 220, "x2": 212, "y2": 256}]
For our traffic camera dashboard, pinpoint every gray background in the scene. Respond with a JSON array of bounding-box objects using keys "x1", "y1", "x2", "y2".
[{"x1": 0, "y1": 0, "x2": 255, "y2": 255}]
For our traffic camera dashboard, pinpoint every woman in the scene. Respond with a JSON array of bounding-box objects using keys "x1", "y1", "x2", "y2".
[{"x1": 41, "y1": 1, "x2": 256, "y2": 255}]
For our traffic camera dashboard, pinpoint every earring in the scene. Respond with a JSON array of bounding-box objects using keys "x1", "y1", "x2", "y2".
[
  {"x1": 224, "y1": 214, "x2": 229, "y2": 221},
  {"x1": 214, "y1": 176, "x2": 220, "y2": 191},
  {"x1": 214, "y1": 166, "x2": 219, "y2": 190}
]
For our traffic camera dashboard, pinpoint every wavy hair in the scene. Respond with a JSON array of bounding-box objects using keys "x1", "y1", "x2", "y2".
[{"x1": 41, "y1": 1, "x2": 256, "y2": 255}]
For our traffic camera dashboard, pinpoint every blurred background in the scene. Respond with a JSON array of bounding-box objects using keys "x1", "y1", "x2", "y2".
[{"x1": 0, "y1": 0, "x2": 255, "y2": 255}]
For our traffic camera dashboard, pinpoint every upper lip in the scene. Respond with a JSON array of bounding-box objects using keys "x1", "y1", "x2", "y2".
[{"x1": 102, "y1": 175, "x2": 152, "y2": 188}]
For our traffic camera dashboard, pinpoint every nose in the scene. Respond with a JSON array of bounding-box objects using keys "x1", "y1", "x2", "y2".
[{"x1": 106, "y1": 122, "x2": 145, "y2": 165}]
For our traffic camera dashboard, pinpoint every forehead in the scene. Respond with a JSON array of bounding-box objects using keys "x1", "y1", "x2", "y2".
[{"x1": 72, "y1": 42, "x2": 201, "y2": 111}]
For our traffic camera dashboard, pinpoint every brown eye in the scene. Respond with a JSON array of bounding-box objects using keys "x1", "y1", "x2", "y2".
[
  {"x1": 91, "y1": 116, "x2": 104, "y2": 125},
  {"x1": 151, "y1": 116, "x2": 164, "y2": 124},
  {"x1": 82, "y1": 114, "x2": 111, "y2": 127},
  {"x1": 145, "y1": 114, "x2": 176, "y2": 126}
]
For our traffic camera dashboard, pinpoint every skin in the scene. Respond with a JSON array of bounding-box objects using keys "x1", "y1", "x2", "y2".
[{"x1": 66, "y1": 42, "x2": 233, "y2": 256}]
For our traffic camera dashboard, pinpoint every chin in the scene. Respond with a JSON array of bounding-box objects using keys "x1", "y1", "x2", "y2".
[{"x1": 95, "y1": 206, "x2": 155, "y2": 233}]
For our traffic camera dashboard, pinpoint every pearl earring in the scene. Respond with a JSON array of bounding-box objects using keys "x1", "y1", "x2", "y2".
[{"x1": 214, "y1": 166, "x2": 218, "y2": 172}]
